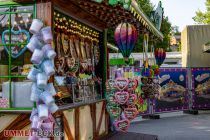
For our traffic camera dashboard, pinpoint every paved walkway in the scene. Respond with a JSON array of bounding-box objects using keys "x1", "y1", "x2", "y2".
[
  {"x1": 102, "y1": 132, "x2": 158, "y2": 140},
  {"x1": 129, "y1": 111, "x2": 210, "y2": 140}
]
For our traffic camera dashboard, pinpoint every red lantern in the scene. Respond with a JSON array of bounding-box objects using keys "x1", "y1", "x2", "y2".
[{"x1": 154, "y1": 48, "x2": 166, "y2": 66}]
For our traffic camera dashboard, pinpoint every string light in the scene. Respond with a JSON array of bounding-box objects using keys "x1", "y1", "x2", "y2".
[{"x1": 54, "y1": 11, "x2": 100, "y2": 42}]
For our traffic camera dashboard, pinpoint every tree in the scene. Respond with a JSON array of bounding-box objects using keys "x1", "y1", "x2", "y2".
[
  {"x1": 171, "y1": 25, "x2": 179, "y2": 35},
  {"x1": 107, "y1": 0, "x2": 172, "y2": 52},
  {"x1": 137, "y1": 0, "x2": 154, "y2": 16},
  {"x1": 193, "y1": 0, "x2": 210, "y2": 24}
]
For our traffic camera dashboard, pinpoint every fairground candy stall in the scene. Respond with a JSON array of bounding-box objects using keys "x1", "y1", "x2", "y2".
[{"x1": 0, "y1": 0, "x2": 163, "y2": 139}]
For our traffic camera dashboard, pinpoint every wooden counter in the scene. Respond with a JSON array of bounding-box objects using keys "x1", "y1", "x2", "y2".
[{"x1": 0, "y1": 99, "x2": 109, "y2": 140}]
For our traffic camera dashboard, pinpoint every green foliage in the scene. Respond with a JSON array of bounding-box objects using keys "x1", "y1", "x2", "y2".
[
  {"x1": 177, "y1": 43, "x2": 181, "y2": 52},
  {"x1": 107, "y1": 0, "x2": 172, "y2": 52},
  {"x1": 193, "y1": 0, "x2": 210, "y2": 24},
  {"x1": 171, "y1": 25, "x2": 180, "y2": 35},
  {"x1": 107, "y1": 29, "x2": 116, "y2": 53},
  {"x1": 137, "y1": 0, "x2": 154, "y2": 16}
]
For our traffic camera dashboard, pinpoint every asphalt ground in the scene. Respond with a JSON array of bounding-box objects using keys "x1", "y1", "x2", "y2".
[{"x1": 129, "y1": 111, "x2": 210, "y2": 140}]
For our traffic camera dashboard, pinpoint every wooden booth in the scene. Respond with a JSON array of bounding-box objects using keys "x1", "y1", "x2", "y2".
[{"x1": 0, "y1": 0, "x2": 163, "y2": 140}]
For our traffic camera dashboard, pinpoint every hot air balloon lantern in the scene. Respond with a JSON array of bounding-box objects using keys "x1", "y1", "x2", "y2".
[
  {"x1": 154, "y1": 48, "x2": 166, "y2": 67},
  {"x1": 114, "y1": 23, "x2": 138, "y2": 63}
]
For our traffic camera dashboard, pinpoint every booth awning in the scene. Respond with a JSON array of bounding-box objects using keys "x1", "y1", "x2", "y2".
[
  {"x1": 13, "y1": 0, "x2": 163, "y2": 40},
  {"x1": 131, "y1": 0, "x2": 163, "y2": 40}
]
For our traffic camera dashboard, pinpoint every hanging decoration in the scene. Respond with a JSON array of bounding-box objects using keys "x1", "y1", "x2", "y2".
[
  {"x1": 150, "y1": 40, "x2": 160, "y2": 76},
  {"x1": 54, "y1": 11, "x2": 100, "y2": 43},
  {"x1": 154, "y1": 48, "x2": 166, "y2": 67},
  {"x1": 151, "y1": 1, "x2": 164, "y2": 30},
  {"x1": 141, "y1": 33, "x2": 160, "y2": 99},
  {"x1": 141, "y1": 77, "x2": 160, "y2": 99},
  {"x1": 52, "y1": 10, "x2": 102, "y2": 105},
  {"x1": 27, "y1": 19, "x2": 58, "y2": 139},
  {"x1": 2, "y1": 26, "x2": 30, "y2": 58},
  {"x1": 114, "y1": 23, "x2": 138, "y2": 63},
  {"x1": 93, "y1": 0, "x2": 131, "y2": 10},
  {"x1": 130, "y1": 1, "x2": 164, "y2": 40},
  {"x1": 122, "y1": 0, "x2": 132, "y2": 10},
  {"x1": 94, "y1": 0, "x2": 103, "y2": 3},
  {"x1": 106, "y1": 77, "x2": 138, "y2": 132},
  {"x1": 141, "y1": 33, "x2": 152, "y2": 77}
]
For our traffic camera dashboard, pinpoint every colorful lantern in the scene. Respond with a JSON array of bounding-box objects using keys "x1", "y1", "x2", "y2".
[
  {"x1": 94, "y1": 0, "x2": 131, "y2": 9},
  {"x1": 94, "y1": 0, "x2": 103, "y2": 3},
  {"x1": 114, "y1": 23, "x2": 138, "y2": 62},
  {"x1": 154, "y1": 48, "x2": 166, "y2": 66},
  {"x1": 109, "y1": 0, "x2": 118, "y2": 5}
]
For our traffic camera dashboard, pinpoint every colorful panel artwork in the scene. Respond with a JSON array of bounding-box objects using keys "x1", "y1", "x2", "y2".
[
  {"x1": 192, "y1": 68, "x2": 210, "y2": 109},
  {"x1": 155, "y1": 68, "x2": 189, "y2": 112}
]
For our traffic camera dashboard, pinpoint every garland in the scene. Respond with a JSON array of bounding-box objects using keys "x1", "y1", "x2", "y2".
[{"x1": 54, "y1": 11, "x2": 100, "y2": 43}]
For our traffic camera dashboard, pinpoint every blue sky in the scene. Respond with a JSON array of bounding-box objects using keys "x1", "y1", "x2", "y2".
[{"x1": 150, "y1": 0, "x2": 206, "y2": 31}]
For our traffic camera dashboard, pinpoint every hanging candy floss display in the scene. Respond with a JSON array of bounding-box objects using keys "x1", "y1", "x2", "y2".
[
  {"x1": 27, "y1": 19, "x2": 58, "y2": 140},
  {"x1": 114, "y1": 23, "x2": 138, "y2": 62}
]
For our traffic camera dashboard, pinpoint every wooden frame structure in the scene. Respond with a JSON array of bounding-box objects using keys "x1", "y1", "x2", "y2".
[{"x1": 0, "y1": 0, "x2": 163, "y2": 139}]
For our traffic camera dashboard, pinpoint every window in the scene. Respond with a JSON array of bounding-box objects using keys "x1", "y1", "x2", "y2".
[{"x1": 0, "y1": 3, "x2": 35, "y2": 111}]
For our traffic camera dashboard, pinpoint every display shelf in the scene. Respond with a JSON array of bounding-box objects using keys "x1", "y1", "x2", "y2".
[{"x1": 0, "y1": 99, "x2": 105, "y2": 113}]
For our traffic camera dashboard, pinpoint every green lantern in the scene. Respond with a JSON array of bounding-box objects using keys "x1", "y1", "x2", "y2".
[
  {"x1": 93, "y1": 0, "x2": 131, "y2": 10},
  {"x1": 94, "y1": 0, "x2": 103, "y2": 3},
  {"x1": 109, "y1": 0, "x2": 118, "y2": 5},
  {"x1": 123, "y1": 0, "x2": 131, "y2": 10}
]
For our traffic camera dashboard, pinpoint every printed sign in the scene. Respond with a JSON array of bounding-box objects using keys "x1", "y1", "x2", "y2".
[
  {"x1": 192, "y1": 68, "x2": 210, "y2": 109},
  {"x1": 155, "y1": 68, "x2": 188, "y2": 112}
]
